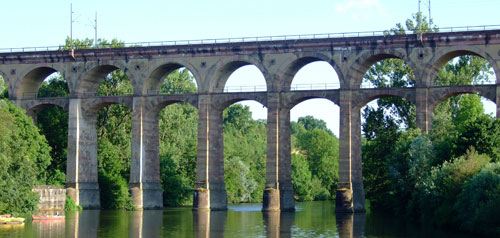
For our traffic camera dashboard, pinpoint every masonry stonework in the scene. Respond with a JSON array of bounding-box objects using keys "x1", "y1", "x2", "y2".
[{"x1": 1, "y1": 30, "x2": 499, "y2": 212}]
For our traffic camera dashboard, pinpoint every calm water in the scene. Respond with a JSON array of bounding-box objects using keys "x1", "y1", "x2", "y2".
[{"x1": 0, "y1": 201, "x2": 477, "y2": 238}]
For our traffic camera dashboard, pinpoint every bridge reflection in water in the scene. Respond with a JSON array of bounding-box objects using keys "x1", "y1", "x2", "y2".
[
  {"x1": 10, "y1": 202, "x2": 474, "y2": 238},
  {"x1": 57, "y1": 207, "x2": 365, "y2": 238}
]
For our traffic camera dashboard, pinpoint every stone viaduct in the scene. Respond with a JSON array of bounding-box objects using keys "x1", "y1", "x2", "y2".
[{"x1": 1, "y1": 29, "x2": 499, "y2": 213}]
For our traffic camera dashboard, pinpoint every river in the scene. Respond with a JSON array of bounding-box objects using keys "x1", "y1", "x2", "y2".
[{"x1": 0, "y1": 201, "x2": 477, "y2": 237}]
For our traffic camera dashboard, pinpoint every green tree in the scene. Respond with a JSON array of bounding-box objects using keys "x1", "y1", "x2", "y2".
[
  {"x1": 297, "y1": 115, "x2": 333, "y2": 135},
  {"x1": 223, "y1": 104, "x2": 266, "y2": 203},
  {"x1": 0, "y1": 100, "x2": 52, "y2": 215},
  {"x1": 411, "y1": 149, "x2": 490, "y2": 226},
  {"x1": 291, "y1": 154, "x2": 313, "y2": 201},
  {"x1": 455, "y1": 162, "x2": 500, "y2": 237},
  {"x1": 297, "y1": 128, "x2": 338, "y2": 195},
  {"x1": 453, "y1": 115, "x2": 500, "y2": 162},
  {"x1": 36, "y1": 75, "x2": 70, "y2": 185}
]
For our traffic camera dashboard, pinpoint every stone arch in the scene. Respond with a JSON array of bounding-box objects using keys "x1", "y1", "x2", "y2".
[
  {"x1": 16, "y1": 65, "x2": 66, "y2": 99},
  {"x1": 284, "y1": 91, "x2": 340, "y2": 110},
  {"x1": 214, "y1": 93, "x2": 268, "y2": 110},
  {"x1": 353, "y1": 89, "x2": 416, "y2": 111},
  {"x1": 349, "y1": 49, "x2": 417, "y2": 89},
  {"x1": 82, "y1": 98, "x2": 133, "y2": 116},
  {"x1": 428, "y1": 87, "x2": 497, "y2": 113},
  {"x1": 0, "y1": 70, "x2": 10, "y2": 97},
  {"x1": 76, "y1": 63, "x2": 135, "y2": 96},
  {"x1": 145, "y1": 97, "x2": 199, "y2": 116},
  {"x1": 210, "y1": 56, "x2": 269, "y2": 93},
  {"x1": 281, "y1": 53, "x2": 344, "y2": 91},
  {"x1": 24, "y1": 102, "x2": 68, "y2": 122},
  {"x1": 141, "y1": 59, "x2": 201, "y2": 95},
  {"x1": 425, "y1": 47, "x2": 500, "y2": 86}
]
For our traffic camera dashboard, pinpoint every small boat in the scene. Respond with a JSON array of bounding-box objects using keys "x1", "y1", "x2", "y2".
[
  {"x1": 0, "y1": 215, "x2": 11, "y2": 218},
  {"x1": 0, "y1": 217, "x2": 25, "y2": 224},
  {"x1": 31, "y1": 215, "x2": 65, "y2": 220}
]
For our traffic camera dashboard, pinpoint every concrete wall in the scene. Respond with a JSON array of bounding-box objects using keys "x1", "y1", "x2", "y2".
[{"x1": 33, "y1": 185, "x2": 66, "y2": 211}]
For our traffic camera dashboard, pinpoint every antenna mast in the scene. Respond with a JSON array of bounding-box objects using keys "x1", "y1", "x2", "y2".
[
  {"x1": 428, "y1": 0, "x2": 431, "y2": 26},
  {"x1": 70, "y1": 3, "x2": 74, "y2": 48},
  {"x1": 94, "y1": 12, "x2": 98, "y2": 47}
]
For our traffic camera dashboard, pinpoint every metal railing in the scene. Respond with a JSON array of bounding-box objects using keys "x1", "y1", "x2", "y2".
[{"x1": 1, "y1": 24, "x2": 499, "y2": 53}]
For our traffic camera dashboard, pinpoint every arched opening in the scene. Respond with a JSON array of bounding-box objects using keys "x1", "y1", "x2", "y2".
[
  {"x1": 27, "y1": 104, "x2": 68, "y2": 186},
  {"x1": 76, "y1": 65, "x2": 133, "y2": 97},
  {"x1": 291, "y1": 61, "x2": 340, "y2": 90},
  {"x1": 290, "y1": 99, "x2": 339, "y2": 202},
  {"x1": 157, "y1": 101, "x2": 198, "y2": 206},
  {"x1": 151, "y1": 73, "x2": 199, "y2": 207},
  {"x1": 360, "y1": 57, "x2": 417, "y2": 130},
  {"x1": 223, "y1": 100, "x2": 267, "y2": 204},
  {"x1": 0, "y1": 74, "x2": 9, "y2": 98},
  {"x1": 433, "y1": 53, "x2": 496, "y2": 86},
  {"x1": 97, "y1": 69, "x2": 133, "y2": 96},
  {"x1": 361, "y1": 57, "x2": 415, "y2": 89},
  {"x1": 146, "y1": 64, "x2": 199, "y2": 95},
  {"x1": 431, "y1": 92, "x2": 497, "y2": 163},
  {"x1": 223, "y1": 65, "x2": 267, "y2": 92},
  {"x1": 18, "y1": 67, "x2": 69, "y2": 99},
  {"x1": 359, "y1": 94, "x2": 415, "y2": 212},
  {"x1": 92, "y1": 102, "x2": 133, "y2": 209},
  {"x1": 37, "y1": 72, "x2": 70, "y2": 98}
]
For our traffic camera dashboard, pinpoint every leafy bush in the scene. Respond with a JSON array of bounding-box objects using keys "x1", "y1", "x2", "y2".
[
  {"x1": 64, "y1": 196, "x2": 82, "y2": 211},
  {"x1": 455, "y1": 162, "x2": 500, "y2": 236},
  {"x1": 411, "y1": 148, "x2": 489, "y2": 226},
  {"x1": 98, "y1": 171, "x2": 134, "y2": 210},
  {"x1": 0, "y1": 100, "x2": 51, "y2": 215}
]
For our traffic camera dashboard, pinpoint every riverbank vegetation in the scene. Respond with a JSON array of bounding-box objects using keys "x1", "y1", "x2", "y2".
[
  {"x1": 0, "y1": 13, "x2": 498, "y2": 236},
  {"x1": 361, "y1": 13, "x2": 500, "y2": 237}
]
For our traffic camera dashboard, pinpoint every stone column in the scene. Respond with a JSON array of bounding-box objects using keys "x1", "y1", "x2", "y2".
[
  {"x1": 130, "y1": 96, "x2": 163, "y2": 209},
  {"x1": 350, "y1": 105, "x2": 365, "y2": 212},
  {"x1": 263, "y1": 93, "x2": 294, "y2": 211},
  {"x1": 415, "y1": 87, "x2": 431, "y2": 133},
  {"x1": 65, "y1": 98, "x2": 100, "y2": 209},
  {"x1": 193, "y1": 94, "x2": 227, "y2": 210},
  {"x1": 336, "y1": 90, "x2": 365, "y2": 213},
  {"x1": 496, "y1": 84, "x2": 500, "y2": 118}
]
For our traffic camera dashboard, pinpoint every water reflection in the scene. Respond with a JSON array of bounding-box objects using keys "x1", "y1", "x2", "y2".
[
  {"x1": 336, "y1": 213, "x2": 366, "y2": 238},
  {"x1": 0, "y1": 201, "x2": 480, "y2": 238},
  {"x1": 67, "y1": 210, "x2": 99, "y2": 238},
  {"x1": 130, "y1": 210, "x2": 162, "y2": 238},
  {"x1": 263, "y1": 211, "x2": 294, "y2": 238},
  {"x1": 193, "y1": 210, "x2": 227, "y2": 238},
  {"x1": 32, "y1": 219, "x2": 65, "y2": 237}
]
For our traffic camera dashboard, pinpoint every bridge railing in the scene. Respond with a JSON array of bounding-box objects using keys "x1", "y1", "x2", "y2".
[{"x1": 1, "y1": 25, "x2": 500, "y2": 53}]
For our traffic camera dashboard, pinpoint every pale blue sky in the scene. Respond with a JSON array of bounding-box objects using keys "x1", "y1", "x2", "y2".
[{"x1": 1, "y1": 0, "x2": 498, "y2": 135}]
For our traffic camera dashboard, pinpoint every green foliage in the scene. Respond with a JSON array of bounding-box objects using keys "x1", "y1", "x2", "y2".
[
  {"x1": 64, "y1": 37, "x2": 125, "y2": 50},
  {"x1": 455, "y1": 162, "x2": 500, "y2": 236},
  {"x1": 158, "y1": 69, "x2": 198, "y2": 206},
  {"x1": 291, "y1": 117, "x2": 339, "y2": 201},
  {"x1": 98, "y1": 170, "x2": 135, "y2": 210},
  {"x1": 0, "y1": 75, "x2": 8, "y2": 98},
  {"x1": 297, "y1": 116, "x2": 333, "y2": 135},
  {"x1": 0, "y1": 100, "x2": 52, "y2": 215},
  {"x1": 453, "y1": 115, "x2": 500, "y2": 162},
  {"x1": 223, "y1": 104, "x2": 266, "y2": 204},
  {"x1": 64, "y1": 196, "x2": 82, "y2": 211},
  {"x1": 411, "y1": 149, "x2": 490, "y2": 225},
  {"x1": 360, "y1": 14, "x2": 498, "y2": 237},
  {"x1": 291, "y1": 154, "x2": 313, "y2": 201},
  {"x1": 36, "y1": 76, "x2": 70, "y2": 185}
]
